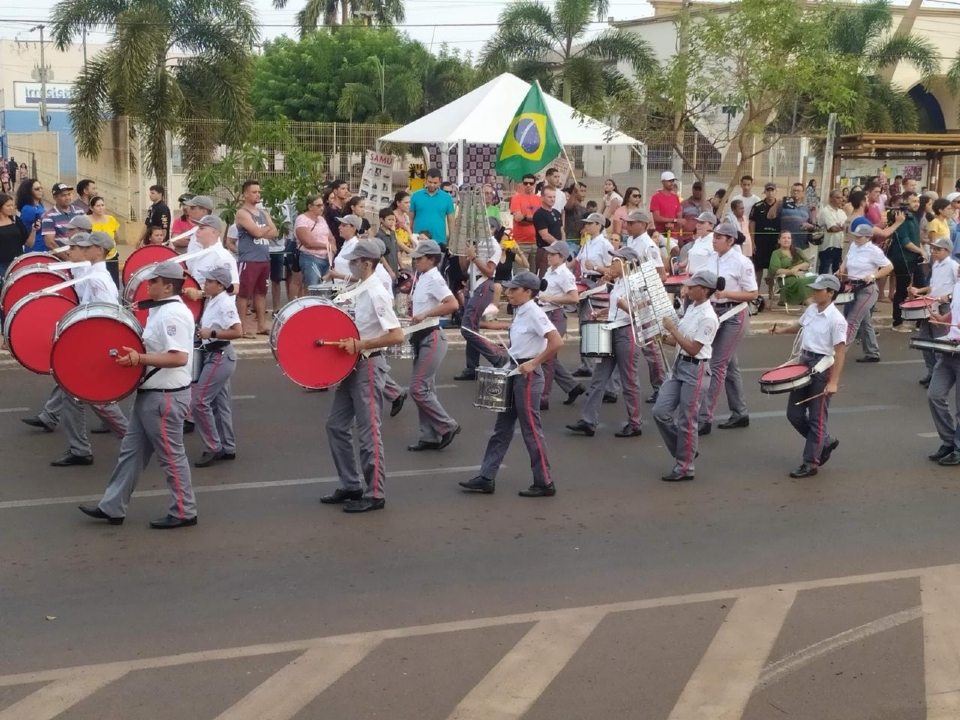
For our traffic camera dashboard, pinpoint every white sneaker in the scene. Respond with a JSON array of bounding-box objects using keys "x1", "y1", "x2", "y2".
[{"x1": 891, "y1": 325, "x2": 912, "y2": 333}]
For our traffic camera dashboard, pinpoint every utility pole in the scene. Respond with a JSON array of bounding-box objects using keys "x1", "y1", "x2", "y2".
[
  {"x1": 29, "y1": 25, "x2": 51, "y2": 131},
  {"x1": 671, "y1": 0, "x2": 693, "y2": 186}
]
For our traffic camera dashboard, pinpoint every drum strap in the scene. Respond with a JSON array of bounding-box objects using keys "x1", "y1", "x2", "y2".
[
  {"x1": 402, "y1": 317, "x2": 440, "y2": 336},
  {"x1": 137, "y1": 297, "x2": 181, "y2": 311},
  {"x1": 601, "y1": 318, "x2": 632, "y2": 331}
]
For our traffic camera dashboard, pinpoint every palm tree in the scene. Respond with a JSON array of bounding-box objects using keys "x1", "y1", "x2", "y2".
[
  {"x1": 50, "y1": 0, "x2": 258, "y2": 181},
  {"x1": 272, "y1": 0, "x2": 404, "y2": 36},
  {"x1": 479, "y1": 0, "x2": 656, "y2": 110}
]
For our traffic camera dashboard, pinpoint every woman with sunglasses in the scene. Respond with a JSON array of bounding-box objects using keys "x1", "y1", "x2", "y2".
[
  {"x1": 611, "y1": 186, "x2": 642, "y2": 236},
  {"x1": 15, "y1": 178, "x2": 45, "y2": 252}
]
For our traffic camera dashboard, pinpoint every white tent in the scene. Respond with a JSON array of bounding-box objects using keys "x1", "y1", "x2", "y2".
[{"x1": 379, "y1": 73, "x2": 645, "y2": 192}]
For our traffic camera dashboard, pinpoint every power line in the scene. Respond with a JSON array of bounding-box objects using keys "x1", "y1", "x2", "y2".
[{"x1": 0, "y1": 16, "x2": 614, "y2": 27}]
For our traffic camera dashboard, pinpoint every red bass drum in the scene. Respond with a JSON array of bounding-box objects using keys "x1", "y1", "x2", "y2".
[
  {"x1": 270, "y1": 297, "x2": 360, "y2": 389},
  {"x1": 0, "y1": 266, "x2": 77, "y2": 316},
  {"x1": 121, "y1": 245, "x2": 178, "y2": 286},
  {"x1": 4, "y1": 251, "x2": 59, "y2": 281},
  {"x1": 124, "y1": 265, "x2": 202, "y2": 326},
  {"x1": 3, "y1": 292, "x2": 79, "y2": 374}
]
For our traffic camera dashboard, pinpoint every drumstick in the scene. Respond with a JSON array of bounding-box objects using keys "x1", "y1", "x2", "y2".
[{"x1": 794, "y1": 390, "x2": 830, "y2": 406}]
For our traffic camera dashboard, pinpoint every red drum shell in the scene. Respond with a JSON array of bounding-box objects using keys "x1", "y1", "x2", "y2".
[
  {"x1": 5, "y1": 252, "x2": 59, "y2": 280},
  {"x1": 3, "y1": 293, "x2": 79, "y2": 374},
  {"x1": 758, "y1": 364, "x2": 812, "y2": 394},
  {"x1": 51, "y1": 304, "x2": 146, "y2": 403},
  {"x1": 270, "y1": 298, "x2": 360, "y2": 389},
  {"x1": 121, "y1": 245, "x2": 178, "y2": 286},
  {"x1": 124, "y1": 266, "x2": 202, "y2": 325},
  {"x1": 0, "y1": 267, "x2": 76, "y2": 316}
]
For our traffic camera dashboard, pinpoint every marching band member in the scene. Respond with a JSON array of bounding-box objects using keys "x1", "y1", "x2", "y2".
[
  {"x1": 406, "y1": 239, "x2": 461, "y2": 451},
  {"x1": 573, "y1": 212, "x2": 614, "y2": 378},
  {"x1": 539, "y1": 241, "x2": 586, "y2": 409},
  {"x1": 653, "y1": 271, "x2": 721, "y2": 481},
  {"x1": 909, "y1": 237, "x2": 958, "y2": 386},
  {"x1": 454, "y1": 218, "x2": 504, "y2": 381},
  {"x1": 698, "y1": 221, "x2": 758, "y2": 435},
  {"x1": 79, "y1": 261, "x2": 198, "y2": 529},
  {"x1": 328, "y1": 214, "x2": 363, "y2": 281},
  {"x1": 567, "y1": 246, "x2": 644, "y2": 438},
  {"x1": 926, "y1": 277, "x2": 960, "y2": 466},
  {"x1": 51, "y1": 231, "x2": 128, "y2": 467},
  {"x1": 185, "y1": 215, "x2": 239, "y2": 288},
  {"x1": 192, "y1": 265, "x2": 242, "y2": 467},
  {"x1": 319, "y1": 242, "x2": 403, "y2": 513},
  {"x1": 680, "y1": 212, "x2": 717, "y2": 275},
  {"x1": 769, "y1": 275, "x2": 847, "y2": 478},
  {"x1": 838, "y1": 224, "x2": 893, "y2": 363},
  {"x1": 460, "y1": 271, "x2": 562, "y2": 497}
]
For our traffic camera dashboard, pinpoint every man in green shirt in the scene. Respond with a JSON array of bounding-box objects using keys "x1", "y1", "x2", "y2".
[
  {"x1": 483, "y1": 183, "x2": 501, "y2": 222},
  {"x1": 889, "y1": 191, "x2": 925, "y2": 330}
]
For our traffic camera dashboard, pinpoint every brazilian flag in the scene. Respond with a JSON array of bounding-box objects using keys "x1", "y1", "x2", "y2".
[{"x1": 495, "y1": 82, "x2": 563, "y2": 182}]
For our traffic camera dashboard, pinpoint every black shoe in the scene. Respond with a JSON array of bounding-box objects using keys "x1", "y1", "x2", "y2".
[
  {"x1": 819, "y1": 439, "x2": 840, "y2": 466},
  {"x1": 408, "y1": 440, "x2": 440, "y2": 452},
  {"x1": 698, "y1": 422, "x2": 711, "y2": 436},
  {"x1": 183, "y1": 420, "x2": 195, "y2": 434},
  {"x1": 645, "y1": 391, "x2": 659, "y2": 404},
  {"x1": 920, "y1": 375, "x2": 932, "y2": 388},
  {"x1": 90, "y1": 425, "x2": 111, "y2": 434},
  {"x1": 602, "y1": 393, "x2": 618, "y2": 404},
  {"x1": 22, "y1": 416, "x2": 55, "y2": 432},
  {"x1": 319, "y1": 488, "x2": 364, "y2": 504},
  {"x1": 519, "y1": 483, "x2": 556, "y2": 497},
  {"x1": 78, "y1": 504, "x2": 123, "y2": 525},
  {"x1": 929, "y1": 445, "x2": 955, "y2": 462},
  {"x1": 149, "y1": 515, "x2": 198, "y2": 529},
  {"x1": 390, "y1": 391, "x2": 407, "y2": 417},
  {"x1": 939, "y1": 450, "x2": 960, "y2": 466},
  {"x1": 614, "y1": 425, "x2": 642, "y2": 438},
  {"x1": 789, "y1": 464, "x2": 818, "y2": 478},
  {"x1": 572, "y1": 368, "x2": 593, "y2": 378},
  {"x1": 565, "y1": 420, "x2": 595, "y2": 437},
  {"x1": 343, "y1": 498, "x2": 386, "y2": 513},
  {"x1": 718, "y1": 415, "x2": 749, "y2": 430},
  {"x1": 437, "y1": 425, "x2": 461, "y2": 450},
  {"x1": 222, "y1": 453, "x2": 236, "y2": 460},
  {"x1": 453, "y1": 370, "x2": 477, "y2": 381},
  {"x1": 661, "y1": 471, "x2": 694, "y2": 482},
  {"x1": 855, "y1": 356, "x2": 880, "y2": 363},
  {"x1": 459, "y1": 476, "x2": 495, "y2": 494},
  {"x1": 564, "y1": 384, "x2": 586, "y2": 405},
  {"x1": 540, "y1": 402, "x2": 549, "y2": 411},
  {"x1": 51, "y1": 453, "x2": 93, "y2": 467},
  {"x1": 194, "y1": 449, "x2": 225, "y2": 468}
]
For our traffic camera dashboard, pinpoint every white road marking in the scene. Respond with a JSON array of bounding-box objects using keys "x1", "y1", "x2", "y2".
[
  {"x1": 0, "y1": 667, "x2": 128, "y2": 720},
  {"x1": 0, "y1": 465, "x2": 485, "y2": 510},
  {"x1": 445, "y1": 612, "x2": 605, "y2": 720},
  {"x1": 0, "y1": 407, "x2": 29, "y2": 413},
  {"x1": 666, "y1": 588, "x2": 796, "y2": 720},
  {"x1": 231, "y1": 395, "x2": 257, "y2": 400},
  {"x1": 921, "y1": 566, "x2": 960, "y2": 719},
  {"x1": 917, "y1": 432, "x2": 940, "y2": 438},
  {"x1": 214, "y1": 638, "x2": 381, "y2": 720}
]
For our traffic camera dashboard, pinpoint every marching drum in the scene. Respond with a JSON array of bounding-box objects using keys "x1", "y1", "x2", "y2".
[
  {"x1": 121, "y1": 245, "x2": 178, "y2": 286},
  {"x1": 270, "y1": 297, "x2": 360, "y2": 389},
  {"x1": 2, "y1": 292, "x2": 79, "y2": 374},
  {"x1": 51, "y1": 304, "x2": 146, "y2": 403},
  {"x1": 664, "y1": 274, "x2": 691, "y2": 293},
  {"x1": 124, "y1": 265, "x2": 203, "y2": 326},
  {"x1": 385, "y1": 319, "x2": 414, "y2": 360},
  {"x1": 3, "y1": 251, "x2": 58, "y2": 281},
  {"x1": 580, "y1": 321, "x2": 614, "y2": 357},
  {"x1": 0, "y1": 266, "x2": 76, "y2": 317},
  {"x1": 758, "y1": 364, "x2": 817, "y2": 394},
  {"x1": 901, "y1": 297, "x2": 938, "y2": 321},
  {"x1": 474, "y1": 366, "x2": 514, "y2": 411},
  {"x1": 308, "y1": 283, "x2": 338, "y2": 300},
  {"x1": 910, "y1": 337, "x2": 960, "y2": 354},
  {"x1": 834, "y1": 283, "x2": 855, "y2": 305}
]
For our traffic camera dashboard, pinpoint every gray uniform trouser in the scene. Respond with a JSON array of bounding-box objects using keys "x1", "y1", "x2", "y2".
[
  {"x1": 786, "y1": 352, "x2": 835, "y2": 466},
  {"x1": 62, "y1": 395, "x2": 127, "y2": 458},
  {"x1": 916, "y1": 305, "x2": 949, "y2": 373},
  {"x1": 99, "y1": 389, "x2": 195, "y2": 520},
  {"x1": 480, "y1": 367, "x2": 552, "y2": 487},
  {"x1": 641, "y1": 343, "x2": 666, "y2": 392},
  {"x1": 580, "y1": 326, "x2": 643, "y2": 430},
  {"x1": 844, "y1": 283, "x2": 880, "y2": 359},
  {"x1": 928, "y1": 353, "x2": 960, "y2": 450},
  {"x1": 699, "y1": 307, "x2": 748, "y2": 424},
  {"x1": 192, "y1": 345, "x2": 237, "y2": 454},
  {"x1": 39, "y1": 385, "x2": 65, "y2": 427},
  {"x1": 382, "y1": 369, "x2": 404, "y2": 403},
  {"x1": 543, "y1": 309, "x2": 579, "y2": 398},
  {"x1": 462, "y1": 280, "x2": 504, "y2": 371},
  {"x1": 326, "y1": 354, "x2": 387, "y2": 499},
  {"x1": 654, "y1": 356, "x2": 711, "y2": 475},
  {"x1": 410, "y1": 328, "x2": 457, "y2": 443}
]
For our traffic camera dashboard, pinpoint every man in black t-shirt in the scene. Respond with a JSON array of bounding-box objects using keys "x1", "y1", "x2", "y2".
[
  {"x1": 145, "y1": 184, "x2": 171, "y2": 241},
  {"x1": 749, "y1": 182, "x2": 781, "y2": 298},
  {"x1": 533, "y1": 187, "x2": 563, "y2": 277}
]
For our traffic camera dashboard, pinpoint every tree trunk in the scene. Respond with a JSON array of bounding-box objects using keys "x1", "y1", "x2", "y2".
[
  {"x1": 878, "y1": 0, "x2": 922, "y2": 84},
  {"x1": 341, "y1": 0, "x2": 348, "y2": 25},
  {"x1": 562, "y1": 75, "x2": 571, "y2": 106}
]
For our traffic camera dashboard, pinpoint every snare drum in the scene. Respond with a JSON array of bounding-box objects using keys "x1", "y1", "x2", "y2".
[
  {"x1": 901, "y1": 297, "x2": 938, "y2": 321},
  {"x1": 758, "y1": 364, "x2": 815, "y2": 394},
  {"x1": 122, "y1": 245, "x2": 178, "y2": 286},
  {"x1": 2, "y1": 292, "x2": 79, "y2": 374},
  {"x1": 474, "y1": 366, "x2": 514, "y2": 411},
  {"x1": 664, "y1": 274, "x2": 691, "y2": 293},
  {"x1": 910, "y1": 337, "x2": 960, "y2": 354},
  {"x1": 385, "y1": 319, "x2": 414, "y2": 360},
  {"x1": 308, "y1": 283, "x2": 338, "y2": 300},
  {"x1": 270, "y1": 297, "x2": 360, "y2": 389},
  {"x1": 834, "y1": 282, "x2": 856, "y2": 305},
  {"x1": 0, "y1": 266, "x2": 76, "y2": 316},
  {"x1": 51, "y1": 303, "x2": 146, "y2": 403},
  {"x1": 580, "y1": 321, "x2": 614, "y2": 357},
  {"x1": 3, "y1": 251, "x2": 58, "y2": 281},
  {"x1": 124, "y1": 265, "x2": 203, "y2": 326}
]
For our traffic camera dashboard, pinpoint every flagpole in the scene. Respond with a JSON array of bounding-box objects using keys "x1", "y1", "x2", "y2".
[{"x1": 534, "y1": 80, "x2": 579, "y2": 188}]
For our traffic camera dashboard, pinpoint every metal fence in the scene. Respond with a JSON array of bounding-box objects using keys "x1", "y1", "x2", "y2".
[{"x1": 7, "y1": 131, "x2": 60, "y2": 195}]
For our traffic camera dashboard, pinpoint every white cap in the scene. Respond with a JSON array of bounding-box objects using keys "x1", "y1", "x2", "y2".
[
  {"x1": 661, "y1": 171, "x2": 676, "y2": 182},
  {"x1": 947, "y1": 192, "x2": 960, "y2": 203}
]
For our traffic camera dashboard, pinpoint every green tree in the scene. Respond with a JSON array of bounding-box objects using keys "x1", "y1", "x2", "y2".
[
  {"x1": 478, "y1": 0, "x2": 656, "y2": 112},
  {"x1": 270, "y1": 0, "x2": 404, "y2": 37},
  {"x1": 50, "y1": 0, "x2": 258, "y2": 182}
]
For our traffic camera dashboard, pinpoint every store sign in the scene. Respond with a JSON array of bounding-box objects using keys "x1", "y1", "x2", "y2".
[{"x1": 13, "y1": 82, "x2": 74, "y2": 109}]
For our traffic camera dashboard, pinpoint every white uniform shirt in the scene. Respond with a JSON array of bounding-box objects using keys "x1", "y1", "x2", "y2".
[
  {"x1": 412, "y1": 266, "x2": 453, "y2": 317},
  {"x1": 710, "y1": 248, "x2": 758, "y2": 303},
  {"x1": 354, "y1": 277, "x2": 401, "y2": 342},
  {"x1": 686, "y1": 234, "x2": 714, "y2": 274},
  {"x1": 541, "y1": 264, "x2": 577, "y2": 311},
  {"x1": 626, "y1": 232, "x2": 664, "y2": 268},
  {"x1": 676, "y1": 300, "x2": 719, "y2": 360},
  {"x1": 199, "y1": 290, "x2": 241, "y2": 347},
  {"x1": 507, "y1": 299, "x2": 555, "y2": 359},
  {"x1": 469, "y1": 237, "x2": 501, "y2": 292},
  {"x1": 375, "y1": 263, "x2": 393, "y2": 295},
  {"x1": 333, "y1": 237, "x2": 360, "y2": 279},
  {"x1": 607, "y1": 277, "x2": 629, "y2": 323},
  {"x1": 140, "y1": 298, "x2": 195, "y2": 390},
  {"x1": 929, "y1": 257, "x2": 959, "y2": 299},
  {"x1": 950, "y1": 281, "x2": 960, "y2": 328},
  {"x1": 844, "y1": 241, "x2": 891, "y2": 280},
  {"x1": 188, "y1": 241, "x2": 239, "y2": 287},
  {"x1": 78, "y1": 262, "x2": 119, "y2": 306},
  {"x1": 186, "y1": 227, "x2": 201, "y2": 255},
  {"x1": 799, "y1": 302, "x2": 847, "y2": 356},
  {"x1": 578, "y1": 234, "x2": 613, "y2": 278}
]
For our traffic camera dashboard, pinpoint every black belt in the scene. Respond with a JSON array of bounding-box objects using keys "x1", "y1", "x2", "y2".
[
  {"x1": 203, "y1": 340, "x2": 231, "y2": 352},
  {"x1": 364, "y1": 351, "x2": 382, "y2": 359},
  {"x1": 799, "y1": 350, "x2": 826, "y2": 368},
  {"x1": 849, "y1": 279, "x2": 874, "y2": 288},
  {"x1": 713, "y1": 302, "x2": 741, "y2": 310},
  {"x1": 516, "y1": 357, "x2": 534, "y2": 364},
  {"x1": 138, "y1": 384, "x2": 191, "y2": 394},
  {"x1": 678, "y1": 354, "x2": 703, "y2": 364},
  {"x1": 411, "y1": 326, "x2": 439, "y2": 344}
]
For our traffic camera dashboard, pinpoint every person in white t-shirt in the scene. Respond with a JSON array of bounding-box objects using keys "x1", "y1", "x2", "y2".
[{"x1": 729, "y1": 175, "x2": 761, "y2": 218}]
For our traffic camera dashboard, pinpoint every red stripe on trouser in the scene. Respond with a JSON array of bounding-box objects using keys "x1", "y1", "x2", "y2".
[
  {"x1": 845, "y1": 290, "x2": 871, "y2": 344},
  {"x1": 413, "y1": 333, "x2": 450, "y2": 433},
  {"x1": 524, "y1": 375, "x2": 551, "y2": 485},
  {"x1": 196, "y1": 352, "x2": 224, "y2": 450},
  {"x1": 650, "y1": 345, "x2": 664, "y2": 383},
  {"x1": 93, "y1": 404, "x2": 125, "y2": 437},
  {"x1": 812, "y1": 391, "x2": 827, "y2": 467},
  {"x1": 367, "y1": 360, "x2": 384, "y2": 498},
  {"x1": 679, "y1": 363, "x2": 707, "y2": 474},
  {"x1": 625, "y1": 331, "x2": 640, "y2": 426},
  {"x1": 708, "y1": 312, "x2": 746, "y2": 418},
  {"x1": 159, "y1": 393, "x2": 186, "y2": 519},
  {"x1": 467, "y1": 281, "x2": 500, "y2": 353}
]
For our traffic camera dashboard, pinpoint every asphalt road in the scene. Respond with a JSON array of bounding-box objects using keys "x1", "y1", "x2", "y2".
[{"x1": 1, "y1": 329, "x2": 959, "y2": 719}]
